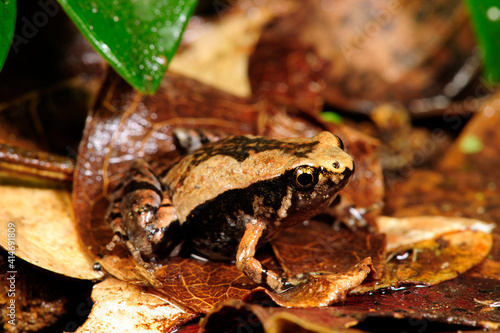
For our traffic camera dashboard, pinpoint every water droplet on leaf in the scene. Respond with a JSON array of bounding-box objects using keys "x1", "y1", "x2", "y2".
[{"x1": 487, "y1": 6, "x2": 500, "y2": 21}]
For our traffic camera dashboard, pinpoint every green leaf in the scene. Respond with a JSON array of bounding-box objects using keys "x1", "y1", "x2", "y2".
[
  {"x1": 320, "y1": 111, "x2": 343, "y2": 124},
  {"x1": 464, "y1": 0, "x2": 500, "y2": 83},
  {"x1": 0, "y1": 0, "x2": 16, "y2": 72},
  {"x1": 57, "y1": 0, "x2": 198, "y2": 94}
]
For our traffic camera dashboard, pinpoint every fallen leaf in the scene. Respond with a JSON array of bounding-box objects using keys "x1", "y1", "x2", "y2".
[
  {"x1": 353, "y1": 229, "x2": 493, "y2": 293},
  {"x1": 272, "y1": 221, "x2": 386, "y2": 279},
  {"x1": 249, "y1": 24, "x2": 327, "y2": 115},
  {"x1": 76, "y1": 277, "x2": 197, "y2": 333},
  {"x1": 0, "y1": 185, "x2": 102, "y2": 280},
  {"x1": 377, "y1": 215, "x2": 495, "y2": 252},
  {"x1": 202, "y1": 273, "x2": 500, "y2": 332},
  {"x1": 170, "y1": 1, "x2": 293, "y2": 97},
  {"x1": 337, "y1": 275, "x2": 500, "y2": 330},
  {"x1": 153, "y1": 256, "x2": 262, "y2": 313},
  {"x1": 262, "y1": 258, "x2": 374, "y2": 308}
]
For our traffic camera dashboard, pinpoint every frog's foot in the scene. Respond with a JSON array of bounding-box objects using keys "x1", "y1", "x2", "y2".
[{"x1": 262, "y1": 257, "x2": 374, "y2": 307}]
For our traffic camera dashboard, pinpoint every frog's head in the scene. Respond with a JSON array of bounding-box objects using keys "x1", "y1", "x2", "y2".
[{"x1": 276, "y1": 131, "x2": 354, "y2": 225}]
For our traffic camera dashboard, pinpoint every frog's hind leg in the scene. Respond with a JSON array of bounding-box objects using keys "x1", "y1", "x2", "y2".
[
  {"x1": 106, "y1": 159, "x2": 180, "y2": 263},
  {"x1": 236, "y1": 221, "x2": 292, "y2": 293}
]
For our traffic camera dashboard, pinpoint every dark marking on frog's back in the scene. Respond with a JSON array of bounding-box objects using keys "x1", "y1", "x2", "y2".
[{"x1": 189, "y1": 136, "x2": 320, "y2": 166}]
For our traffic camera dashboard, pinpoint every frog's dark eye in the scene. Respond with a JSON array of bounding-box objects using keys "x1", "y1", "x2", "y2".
[
  {"x1": 293, "y1": 166, "x2": 318, "y2": 190},
  {"x1": 335, "y1": 135, "x2": 345, "y2": 151}
]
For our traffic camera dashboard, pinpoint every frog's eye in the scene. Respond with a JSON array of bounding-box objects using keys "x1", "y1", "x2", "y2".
[
  {"x1": 293, "y1": 166, "x2": 318, "y2": 190},
  {"x1": 335, "y1": 135, "x2": 345, "y2": 151}
]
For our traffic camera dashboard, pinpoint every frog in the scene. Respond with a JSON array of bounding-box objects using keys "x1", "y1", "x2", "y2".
[{"x1": 106, "y1": 130, "x2": 354, "y2": 295}]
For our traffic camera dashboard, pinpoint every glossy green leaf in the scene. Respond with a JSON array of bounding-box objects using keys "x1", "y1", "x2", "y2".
[
  {"x1": 0, "y1": 0, "x2": 16, "y2": 72},
  {"x1": 464, "y1": 0, "x2": 500, "y2": 83},
  {"x1": 57, "y1": 0, "x2": 197, "y2": 94}
]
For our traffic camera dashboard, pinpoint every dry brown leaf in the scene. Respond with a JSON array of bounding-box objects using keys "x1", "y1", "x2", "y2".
[
  {"x1": 0, "y1": 185, "x2": 102, "y2": 280},
  {"x1": 271, "y1": 215, "x2": 493, "y2": 296},
  {"x1": 377, "y1": 215, "x2": 495, "y2": 252},
  {"x1": 76, "y1": 277, "x2": 196, "y2": 333},
  {"x1": 262, "y1": 257, "x2": 374, "y2": 308},
  {"x1": 170, "y1": 1, "x2": 294, "y2": 97},
  {"x1": 353, "y1": 229, "x2": 493, "y2": 293},
  {"x1": 272, "y1": 221, "x2": 386, "y2": 278}
]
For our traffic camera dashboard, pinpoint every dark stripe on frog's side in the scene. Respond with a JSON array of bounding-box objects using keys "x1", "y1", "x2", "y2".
[
  {"x1": 181, "y1": 170, "x2": 291, "y2": 261},
  {"x1": 188, "y1": 136, "x2": 320, "y2": 167}
]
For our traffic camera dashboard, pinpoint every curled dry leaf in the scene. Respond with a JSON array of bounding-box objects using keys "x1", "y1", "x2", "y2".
[
  {"x1": 384, "y1": 91, "x2": 500, "y2": 280},
  {"x1": 0, "y1": 185, "x2": 102, "y2": 280},
  {"x1": 261, "y1": 257, "x2": 374, "y2": 308},
  {"x1": 76, "y1": 277, "x2": 197, "y2": 333}
]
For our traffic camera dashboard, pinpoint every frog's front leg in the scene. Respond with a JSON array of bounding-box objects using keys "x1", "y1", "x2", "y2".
[
  {"x1": 236, "y1": 221, "x2": 292, "y2": 293},
  {"x1": 107, "y1": 159, "x2": 180, "y2": 263}
]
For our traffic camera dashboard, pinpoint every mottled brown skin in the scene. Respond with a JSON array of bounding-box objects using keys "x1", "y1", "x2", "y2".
[{"x1": 107, "y1": 131, "x2": 354, "y2": 293}]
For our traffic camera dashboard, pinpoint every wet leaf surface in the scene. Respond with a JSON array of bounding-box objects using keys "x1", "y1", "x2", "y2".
[
  {"x1": 338, "y1": 275, "x2": 500, "y2": 330},
  {"x1": 201, "y1": 265, "x2": 499, "y2": 332}
]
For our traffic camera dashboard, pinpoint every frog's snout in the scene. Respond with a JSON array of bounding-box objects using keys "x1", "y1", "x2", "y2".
[{"x1": 333, "y1": 158, "x2": 354, "y2": 188}]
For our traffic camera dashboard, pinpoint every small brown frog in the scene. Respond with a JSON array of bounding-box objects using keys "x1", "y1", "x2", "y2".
[{"x1": 107, "y1": 131, "x2": 355, "y2": 300}]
